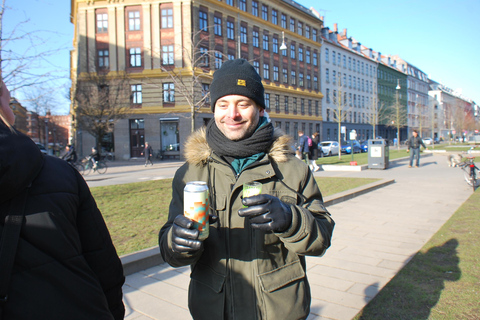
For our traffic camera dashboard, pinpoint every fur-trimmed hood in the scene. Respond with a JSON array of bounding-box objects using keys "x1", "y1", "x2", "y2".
[{"x1": 183, "y1": 127, "x2": 294, "y2": 166}]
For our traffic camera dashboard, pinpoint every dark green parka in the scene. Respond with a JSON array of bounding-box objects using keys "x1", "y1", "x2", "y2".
[{"x1": 159, "y1": 128, "x2": 334, "y2": 320}]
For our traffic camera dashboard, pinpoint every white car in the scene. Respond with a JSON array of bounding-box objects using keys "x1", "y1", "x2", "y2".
[
  {"x1": 423, "y1": 138, "x2": 433, "y2": 145},
  {"x1": 320, "y1": 141, "x2": 339, "y2": 156}
]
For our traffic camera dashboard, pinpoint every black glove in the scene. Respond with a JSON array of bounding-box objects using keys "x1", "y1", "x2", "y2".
[
  {"x1": 171, "y1": 215, "x2": 203, "y2": 253},
  {"x1": 238, "y1": 194, "x2": 292, "y2": 233}
]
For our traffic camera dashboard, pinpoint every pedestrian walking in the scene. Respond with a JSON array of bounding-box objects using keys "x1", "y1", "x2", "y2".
[
  {"x1": 159, "y1": 59, "x2": 334, "y2": 320},
  {"x1": 298, "y1": 130, "x2": 310, "y2": 164},
  {"x1": 309, "y1": 132, "x2": 321, "y2": 172},
  {"x1": 407, "y1": 129, "x2": 428, "y2": 167},
  {"x1": 141, "y1": 142, "x2": 153, "y2": 166},
  {"x1": 0, "y1": 79, "x2": 125, "y2": 319}
]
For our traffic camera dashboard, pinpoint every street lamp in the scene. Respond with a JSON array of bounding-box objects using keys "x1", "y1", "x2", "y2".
[{"x1": 280, "y1": 31, "x2": 287, "y2": 51}]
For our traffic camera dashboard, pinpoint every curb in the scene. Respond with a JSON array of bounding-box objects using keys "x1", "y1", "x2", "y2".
[{"x1": 120, "y1": 177, "x2": 395, "y2": 276}]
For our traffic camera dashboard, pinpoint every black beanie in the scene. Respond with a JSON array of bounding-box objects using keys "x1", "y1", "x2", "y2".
[{"x1": 209, "y1": 59, "x2": 265, "y2": 111}]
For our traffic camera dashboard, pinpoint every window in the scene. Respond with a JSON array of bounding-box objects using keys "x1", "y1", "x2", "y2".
[
  {"x1": 307, "y1": 74, "x2": 311, "y2": 89},
  {"x1": 332, "y1": 50, "x2": 336, "y2": 65},
  {"x1": 252, "y1": 0, "x2": 258, "y2": 16},
  {"x1": 264, "y1": 93, "x2": 270, "y2": 110},
  {"x1": 240, "y1": 25, "x2": 247, "y2": 43},
  {"x1": 349, "y1": 75, "x2": 352, "y2": 88},
  {"x1": 290, "y1": 44, "x2": 295, "y2": 59},
  {"x1": 228, "y1": 54, "x2": 235, "y2": 60},
  {"x1": 98, "y1": 49, "x2": 109, "y2": 69},
  {"x1": 313, "y1": 52, "x2": 318, "y2": 66},
  {"x1": 312, "y1": 28, "x2": 317, "y2": 42},
  {"x1": 253, "y1": 30, "x2": 259, "y2": 47},
  {"x1": 273, "y1": 66, "x2": 279, "y2": 81},
  {"x1": 262, "y1": 5, "x2": 268, "y2": 20},
  {"x1": 161, "y1": 8, "x2": 173, "y2": 28},
  {"x1": 326, "y1": 88, "x2": 330, "y2": 103},
  {"x1": 289, "y1": 18, "x2": 295, "y2": 32},
  {"x1": 348, "y1": 57, "x2": 352, "y2": 70},
  {"x1": 253, "y1": 61, "x2": 260, "y2": 74},
  {"x1": 315, "y1": 101, "x2": 319, "y2": 116},
  {"x1": 305, "y1": 25, "x2": 310, "y2": 39},
  {"x1": 263, "y1": 34, "x2": 269, "y2": 50},
  {"x1": 162, "y1": 45, "x2": 174, "y2": 65},
  {"x1": 163, "y1": 83, "x2": 175, "y2": 102},
  {"x1": 299, "y1": 72, "x2": 304, "y2": 87},
  {"x1": 275, "y1": 94, "x2": 280, "y2": 112},
  {"x1": 282, "y1": 68, "x2": 288, "y2": 83},
  {"x1": 306, "y1": 49, "x2": 311, "y2": 64},
  {"x1": 263, "y1": 63, "x2": 270, "y2": 80},
  {"x1": 97, "y1": 13, "x2": 108, "y2": 33},
  {"x1": 308, "y1": 100, "x2": 312, "y2": 114},
  {"x1": 199, "y1": 47, "x2": 209, "y2": 66},
  {"x1": 325, "y1": 68, "x2": 329, "y2": 82},
  {"x1": 131, "y1": 84, "x2": 142, "y2": 104},
  {"x1": 214, "y1": 51, "x2": 223, "y2": 69},
  {"x1": 297, "y1": 22, "x2": 303, "y2": 36},
  {"x1": 214, "y1": 16, "x2": 222, "y2": 36},
  {"x1": 291, "y1": 70, "x2": 296, "y2": 85},
  {"x1": 281, "y1": 14, "x2": 287, "y2": 28},
  {"x1": 343, "y1": 74, "x2": 346, "y2": 87},
  {"x1": 332, "y1": 70, "x2": 336, "y2": 84},
  {"x1": 128, "y1": 11, "x2": 141, "y2": 31},
  {"x1": 343, "y1": 55, "x2": 346, "y2": 68},
  {"x1": 325, "y1": 48, "x2": 329, "y2": 62},
  {"x1": 313, "y1": 76, "x2": 318, "y2": 90},
  {"x1": 227, "y1": 21, "x2": 234, "y2": 40},
  {"x1": 285, "y1": 122, "x2": 290, "y2": 134},
  {"x1": 129, "y1": 47, "x2": 142, "y2": 67},
  {"x1": 239, "y1": 0, "x2": 246, "y2": 11},
  {"x1": 226, "y1": 0, "x2": 234, "y2": 5},
  {"x1": 284, "y1": 96, "x2": 289, "y2": 113},
  {"x1": 199, "y1": 10, "x2": 208, "y2": 31},
  {"x1": 293, "y1": 98, "x2": 297, "y2": 113},
  {"x1": 272, "y1": 37, "x2": 278, "y2": 53},
  {"x1": 202, "y1": 83, "x2": 210, "y2": 104},
  {"x1": 298, "y1": 47, "x2": 303, "y2": 61},
  {"x1": 272, "y1": 9, "x2": 278, "y2": 25}
]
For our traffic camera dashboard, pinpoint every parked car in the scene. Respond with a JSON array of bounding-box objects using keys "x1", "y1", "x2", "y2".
[
  {"x1": 341, "y1": 140, "x2": 362, "y2": 154},
  {"x1": 359, "y1": 140, "x2": 368, "y2": 153},
  {"x1": 319, "y1": 141, "x2": 339, "y2": 156},
  {"x1": 423, "y1": 137, "x2": 433, "y2": 145},
  {"x1": 35, "y1": 143, "x2": 48, "y2": 155}
]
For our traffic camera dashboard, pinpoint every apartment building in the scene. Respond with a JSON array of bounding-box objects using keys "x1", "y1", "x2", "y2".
[
  {"x1": 319, "y1": 25, "x2": 378, "y2": 142},
  {"x1": 70, "y1": 0, "x2": 325, "y2": 159},
  {"x1": 392, "y1": 55, "x2": 430, "y2": 138}
]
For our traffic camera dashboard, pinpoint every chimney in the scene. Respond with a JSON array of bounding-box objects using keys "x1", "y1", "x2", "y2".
[
  {"x1": 369, "y1": 48, "x2": 373, "y2": 58},
  {"x1": 321, "y1": 27, "x2": 329, "y2": 38},
  {"x1": 377, "y1": 52, "x2": 381, "y2": 62},
  {"x1": 343, "y1": 28, "x2": 347, "y2": 37},
  {"x1": 333, "y1": 23, "x2": 338, "y2": 32},
  {"x1": 329, "y1": 31, "x2": 337, "y2": 42},
  {"x1": 356, "y1": 42, "x2": 361, "y2": 52},
  {"x1": 348, "y1": 37, "x2": 352, "y2": 49}
]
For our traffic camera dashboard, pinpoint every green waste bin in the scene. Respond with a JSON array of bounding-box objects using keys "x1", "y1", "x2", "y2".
[{"x1": 368, "y1": 139, "x2": 389, "y2": 169}]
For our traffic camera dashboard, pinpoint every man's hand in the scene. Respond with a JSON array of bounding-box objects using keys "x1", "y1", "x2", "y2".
[
  {"x1": 238, "y1": 194, "x2": 292, "y2": 233},
  {"x1": 171, "y1": 215, "x2": 203, "y2": 253}
]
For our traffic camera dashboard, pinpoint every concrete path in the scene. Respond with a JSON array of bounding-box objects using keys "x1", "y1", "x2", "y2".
[{"x1": 121, "y1": 154, "x2": 473, "y2": 320}]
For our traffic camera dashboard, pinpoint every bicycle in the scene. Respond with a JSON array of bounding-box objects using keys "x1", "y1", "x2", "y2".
[
  {"x1": 68, "y1": 161, "x2": 85, "y2": 175},
  {"x1": 459, "y1": 155, "x2": 479, "y2": 192},
  {"x1": 82, "y1": 156, "x2": 108, "y2": 175}
]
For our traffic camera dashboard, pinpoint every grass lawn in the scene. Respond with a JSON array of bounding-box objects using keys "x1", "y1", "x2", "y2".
[
  {"x1": 353, "y1": 189, "x2": 480, "y2": 319},
  {"x1": 317, "y1": 148, "x2": 412, "y2": 166},
  {"x1": 91, "y1": 176, "x2": 379, "y2": 256}
]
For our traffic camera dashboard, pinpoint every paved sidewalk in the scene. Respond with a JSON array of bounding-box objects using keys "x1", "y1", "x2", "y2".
[{"x1": 122, "y1": 154, "x2": 473, "y2": 320}]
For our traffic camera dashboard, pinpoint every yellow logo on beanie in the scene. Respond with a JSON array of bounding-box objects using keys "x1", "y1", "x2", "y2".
[{"x1": 237, "y1": 79, "x2": 246, "y2": 86}]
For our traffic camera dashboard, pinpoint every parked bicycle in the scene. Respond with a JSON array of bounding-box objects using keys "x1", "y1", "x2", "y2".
[
  {"x1": 459, "y1": 153, "x2": 479, "y2": 192},
  {"x1": 82, "y1": 156, "x2": 107, "y2": 175}
]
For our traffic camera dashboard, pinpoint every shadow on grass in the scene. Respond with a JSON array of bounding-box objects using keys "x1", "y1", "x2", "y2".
[{"x1": 356, "y1": 239, "x2": 461, "y2": 320}]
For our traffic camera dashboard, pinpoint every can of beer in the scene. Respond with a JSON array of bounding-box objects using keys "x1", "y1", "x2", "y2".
[{"x1": 184, "y1": 181, "x2": 209, "y2": 240}]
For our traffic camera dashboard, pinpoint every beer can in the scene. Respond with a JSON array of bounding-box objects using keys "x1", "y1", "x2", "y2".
[{"x1": 184, "y1": 181, "x2": 209, "y2": 240}]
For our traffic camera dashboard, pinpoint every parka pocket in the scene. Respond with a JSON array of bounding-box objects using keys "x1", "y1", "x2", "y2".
[
  {"x1": 257, "y1": 260, "x2": 310, "y2": 319},
  {"x1": 189, "y1": 262, "x2": 226, "y2": 320}
]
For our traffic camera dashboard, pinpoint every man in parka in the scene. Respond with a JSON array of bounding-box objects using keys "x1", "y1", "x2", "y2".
[{"x1": 159, "y1": 59, "x2": 334, "y2": 320}]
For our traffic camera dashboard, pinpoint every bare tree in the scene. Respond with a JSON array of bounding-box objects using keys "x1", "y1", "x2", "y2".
[
  {"x1": 0, "y1": 0, "x2": 68, "y2": 105},
  {"x1": 73, "y1": 72, "x2": 132, "y2": 152},
  {"x1": 329, "y1": 69, "x2": 351, "y2": 159},
  {"x1": 384, "y1": 91, "x2": 408, "y2": 149}
]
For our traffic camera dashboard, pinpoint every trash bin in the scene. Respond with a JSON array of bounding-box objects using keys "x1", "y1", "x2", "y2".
[{"x1": 368, "y1": 139, "x2": 389, "y2": 169}]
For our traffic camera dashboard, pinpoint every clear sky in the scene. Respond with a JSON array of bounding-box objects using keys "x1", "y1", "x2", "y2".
[{"x1": 4, "y1": 0, "x2": 480, "y2": 115}]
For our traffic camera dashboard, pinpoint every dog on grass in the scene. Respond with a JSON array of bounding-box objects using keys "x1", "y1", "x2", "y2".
[{"x1": 447, "y1": 154, "x2": 462, "y2": 167}]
